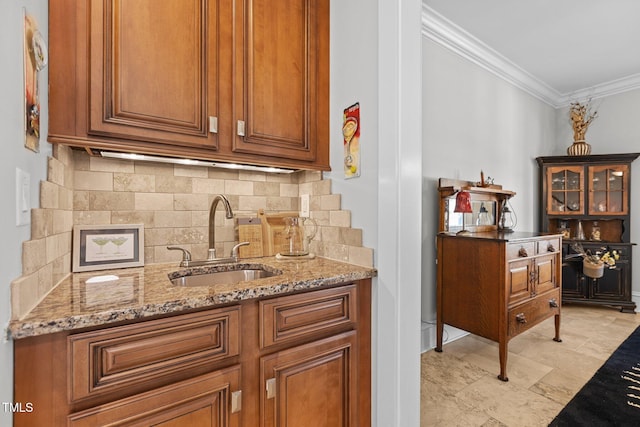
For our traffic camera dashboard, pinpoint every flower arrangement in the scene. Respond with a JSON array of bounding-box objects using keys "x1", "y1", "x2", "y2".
[{"x1": 569, "y1": 243, "x2": 619, "y2": 278}]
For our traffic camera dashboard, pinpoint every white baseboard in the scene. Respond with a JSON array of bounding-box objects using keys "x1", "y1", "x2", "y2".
[
  {"x1": 421, "y1": 321, "x2": 468, "y2": 353},
  {"x1": 633, "y1": 291, "x2": 640, "y2": 312}
]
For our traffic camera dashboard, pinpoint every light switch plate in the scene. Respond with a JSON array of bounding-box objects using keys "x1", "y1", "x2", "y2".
[
  {"x1": 300, "y1": 194, "x2": 310, "y2": 217},
  {"x1": 16, "y1": 168, "x2": 31, "y2": 226}
]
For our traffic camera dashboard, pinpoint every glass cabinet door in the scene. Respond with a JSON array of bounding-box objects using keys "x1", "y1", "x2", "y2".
[
  {"x1": 588, "y1": 165, "x2": 629, "y2": 215},
  {"x1": 546, "y1": 166, "x2": 584, "y2": 215}
]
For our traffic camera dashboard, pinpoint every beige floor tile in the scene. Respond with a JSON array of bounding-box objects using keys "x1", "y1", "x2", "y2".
[{"x1": 422, "y1": 304, "x2": 639, "y2": 427}]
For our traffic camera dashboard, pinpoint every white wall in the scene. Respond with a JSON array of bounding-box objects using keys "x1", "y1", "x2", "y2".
[
  {"x1": 420, "y1": 38, "x2": 557, "y2": 322},
  {"x1": 555, "y1": 89, "x2": 640, "y2": 302},
  {"x1": 330, "y1": 0, "x2": 423, "y2": 426},
  {"x1": 1, "y1": 2, "x2": 50, "y2": 426}
]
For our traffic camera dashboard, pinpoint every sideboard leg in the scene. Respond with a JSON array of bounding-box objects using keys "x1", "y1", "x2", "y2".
[
  {"x1": 497, "y1": 341, "x2": 508, "y2": 381},
  {"x1": 553, "y1": 313, "x2": 562, "y2": 342}
]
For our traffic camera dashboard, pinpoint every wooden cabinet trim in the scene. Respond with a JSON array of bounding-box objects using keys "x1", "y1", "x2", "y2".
[
  {"x1": 259, "y1": 285, "x2": 357, "y2": 349},
  {"x1": 68, "y1": 365, "x2": 241, "y2": 427},
  {"x1": 68, "y1": 306, "x2": 240, "y2": 403}
]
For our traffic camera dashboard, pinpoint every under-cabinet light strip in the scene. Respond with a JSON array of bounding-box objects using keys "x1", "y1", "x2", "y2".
[{"x1": 99, "y1": 151, "x2": 296, "y2": 174}]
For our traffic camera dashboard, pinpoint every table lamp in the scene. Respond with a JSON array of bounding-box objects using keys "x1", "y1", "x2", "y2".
[{"x1": 454, "y1": 190, "x2": 472, "y2": 234}]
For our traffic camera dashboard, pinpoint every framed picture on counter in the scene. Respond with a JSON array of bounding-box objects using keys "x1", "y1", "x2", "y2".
[{"x1": 72, "y1": 224, "x2": 144, "y2": 272}]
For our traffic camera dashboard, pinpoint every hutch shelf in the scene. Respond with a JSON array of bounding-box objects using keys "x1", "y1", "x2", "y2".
[{"x1": 536, "y1": 153, "x2": 639, "y2": 313}]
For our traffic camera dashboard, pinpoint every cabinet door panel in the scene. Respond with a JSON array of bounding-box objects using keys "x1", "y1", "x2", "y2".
[
  {"x1": 261, "y1": 331, "x2": 357, "y2": 427},
  {"x1": 508, "y1": 259, "x2": 532, "y2": 305},
  {"x1": 233, "y1": 0, "x2": 329, "y2": 162},
  {"x1": 590, "y1": 262, "x2": 628, "y2": 301},
  {"x1": 89, "y1": 0, "x2": 218, "y2": 149},
  {"x1": 68, "y1": 366, "x2": 240, "y2": 427},
  {"x1": 535, "y1": 255, "x2": 557, "y2": 295}
]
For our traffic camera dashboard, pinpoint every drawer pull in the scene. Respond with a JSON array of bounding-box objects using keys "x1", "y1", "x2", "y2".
[
  {"x1": 266, "y1": 378, "x2": 276, "y2": 399},
  {"x1": 547, "y1": 243, "x2": 556, "y2": 252},
  {"x1": 518, "y1": 247, "x2": 528, "y2": 257},
  {"x1": 549, "y1": 298, "x2": 559, "y2": 308},
  {"x1": 515, "y1": 313, "x2": 527, "y2": 324}
]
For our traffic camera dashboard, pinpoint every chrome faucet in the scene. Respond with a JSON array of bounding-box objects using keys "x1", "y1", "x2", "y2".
[{"x1": 208, "y1": 194, "x2": 234, "y2": 260}]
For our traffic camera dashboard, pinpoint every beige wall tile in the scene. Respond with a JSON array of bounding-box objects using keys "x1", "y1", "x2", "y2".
[
  {"x1": 320, "y1": 194, "x2": 341, "y2": 211},
  {"x1": 113, "y1": 173, "x2": 155, "y2": 192},
  {"x1": 40, "y1": 181, "x2": 59, "y2": 209},
  {"x1": 74, "y1": 171, "x2": 114, "y2": 191},
  {"x1": 280, "y1": 183, "x2": 299, "y2": 197},
  {"x1": 111, "y1": 211, "x2": 155, "y2": 227},
  {"x1": 254, "y1": 181, "x2": 280, "y2": 196},
  {"x1": 238, "y1": 196, "x2": 267, "y2": 211},
  {"x1": 225, "y1": 180, "x2": 253, "y2": 195},
  {"x1": 330, "y1": 210, "x2": 351, "y2": 227},
  {"x1": 239, "y1": 170, "x2": 266, "y2": 182},
  {"x1": 22, "y1": 238, "x2": 46, "y2": 275},
  {"x1": 266, "y1": 173, "x2": 294, "y2": 183},
  {"x1": 174, "y1": 165, "x2": 209, "y2": 178},
  {"x1": 52, "y1": 144, "x2": 73, "y2": 166},
  {"x1": 48, "y1": 157, "x2": 66, "y2": 186},
  {"x1": 37, "y1": 263, "x2": 54, "y2": 297},
  {"x1": 174, "y1": 193, "x2": 210, "y2": 211},
  {"x1": 192, "y1": 178, "x2": 225, "y2": 194},
  {"x1": 11, "y1": 273, "x2": 39, "y2": 319},
  {"x1": 154, "y1": 211, "x2": 192, "y2": 228},
  {"x1": 73, "y1": 149, "x2": 91, "y2": 170},
  {"x1": 90, "y1": 156, "x2": 135, "y2": 173},
  {"x1": 52, "y1": 253, "x2": 71, "y2": 285},
  {"x1": 46, "y1": 232, "x2": 71, "y2": 264},
  {"x1": 266, "y1": 197, "x2": 296, "y2": 211},
  {"x1": 59, "y1": 187, "x2": 74, "y2": 210},
  {"x1": 146, "y1": 227, "x2": 207, "y2": 246},
  {"x1": 52, "y1": 210, "x2": 74, "y2": 234},
  {"x1": 322, "y1": 242, "x2": 349, "y2": 262},
  {"x1": 348, "y1": 246, "x2": 374, "y2": 267},
  {"x1": 134, "y1": 162, "x2": 175, "y2": 176},
  {"x1": 74, "y1": 191, "x2": 90, "y2": 210},
  {"x1": 91, "y1": 192, "x2": 135, "y2": 211},
  {"x1": 31, "y1": 209, "x2": 53, "y2": 239},
  {"x1": 209, "y1": 169, "x2": 239, "y2": 180},
  {"x1": 156, "y1": 175, "x2": 192, "y2": 193},
  {"x1": 311, "y1": 211, "x2": 330, "y2": 226},
  {"x1": 74, "y1": 211, "x2": 112, "y2": 225},
  {"x1": 192, "y1": 211, "x2": 209, "y2": 227},
  {"x1": 134, "y1": 193, "x2": 174, "y2": 211}
]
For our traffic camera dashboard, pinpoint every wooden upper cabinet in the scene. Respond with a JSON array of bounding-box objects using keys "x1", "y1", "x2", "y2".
[
  {"x1": 588, "y1": 164, "x2": 629, "y2": 215},
  {"x1": 232, "y1": 0, "x2": 329, "y2": 163},
  {"x1": 88, "y1": 0, "x2": 217, "y2": 149},
  {"x1": 48, "y1": 0, "x2": 330, "y2": 171},
  {"x1": 545, "y1": 165, "x2": 584, "y2": 215}
]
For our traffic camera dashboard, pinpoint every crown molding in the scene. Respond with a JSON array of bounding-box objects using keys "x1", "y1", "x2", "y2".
[{"x1": 421, "y1": 4, "x2": 640, "y2": 108}]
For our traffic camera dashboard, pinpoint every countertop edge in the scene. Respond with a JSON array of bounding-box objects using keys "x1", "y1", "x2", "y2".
[{"x1": 8, "y1": 266, "x2": 376, "y2": 340}]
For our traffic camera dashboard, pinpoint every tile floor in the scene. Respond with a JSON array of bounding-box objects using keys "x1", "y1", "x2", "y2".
[{"x1": 421, "y1": 304, "x2": 640, "y2": 426}]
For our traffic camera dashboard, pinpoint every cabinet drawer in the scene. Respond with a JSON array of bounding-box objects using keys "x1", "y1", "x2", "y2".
[
  {"x1": 68, "y1": 306, "x2": 240, "y2": 403},
  {"x1": 508, "y1": 289, "x2": 560, "y2": 337},
  {"x1": 537, "y1": 237, "x2": 561, "y2": 255},
  {"x1": 507, "y1": 242, "x2": 535, "y2": 261},
  {"x1": 260, "y1": 285, "x2": 357, "y2": 349}
]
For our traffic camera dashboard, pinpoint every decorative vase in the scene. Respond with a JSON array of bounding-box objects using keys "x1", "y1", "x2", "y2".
[
  {"x1": 583, "y1": 259, "x2": 604, "y2": 279},
  {"x1": 567, "y1": 140, "x2": 592, "y2": 156}
]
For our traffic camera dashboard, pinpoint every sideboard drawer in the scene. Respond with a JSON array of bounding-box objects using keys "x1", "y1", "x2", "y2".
[
  {"x1": 537, "y1": 237, "x2": 561, "y2": 255},
  {"x1": 508, "y1": 288, "x2": 560, "y2": 337},
  {"x1": 68, "y1": 306, "x2": 240, "y2": 403},
  {"x1": 260, "y1": 285, "x2": 357, "y2": 349},
  {"x1": 507, "y1": 242, "x2": 535, "y2": 261}
]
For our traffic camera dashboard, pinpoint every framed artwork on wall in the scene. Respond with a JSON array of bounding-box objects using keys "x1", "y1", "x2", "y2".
[{"x1": 72, "y1": 224, "x2": 144, "y2": 272}]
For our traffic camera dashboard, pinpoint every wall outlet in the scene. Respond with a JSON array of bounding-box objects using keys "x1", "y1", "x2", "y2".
[
  {"x1": 300, "y1": 194, "x2": 310, "y2": 217},
  {"x1": 16, "y1": 168, "x2": 31, "y2": 226}
]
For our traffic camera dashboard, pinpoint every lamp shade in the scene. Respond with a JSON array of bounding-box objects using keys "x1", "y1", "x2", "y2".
[{"x1": 454, "y1": 191, "x2": 472, "y2": 213}]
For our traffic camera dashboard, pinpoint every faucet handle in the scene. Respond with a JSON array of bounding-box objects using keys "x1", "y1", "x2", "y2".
[
  {"x1": 167, "y1": 246, "x2": 192, "y2": 267},
  {"x1": 231, "y1": 242, "x2": 251, "y2": 258}
]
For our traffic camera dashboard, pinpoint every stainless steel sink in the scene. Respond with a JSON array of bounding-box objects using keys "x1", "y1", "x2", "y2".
[{"x1": 170, "y1": 267, "x2": 281, "y2": 287}]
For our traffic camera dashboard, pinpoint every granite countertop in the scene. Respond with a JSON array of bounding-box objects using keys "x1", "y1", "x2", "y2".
[{"x1": 8, "y1": 256, "x2": 377, "y2": 340}]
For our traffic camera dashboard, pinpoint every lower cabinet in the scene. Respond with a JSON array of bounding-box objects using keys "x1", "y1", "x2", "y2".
[
  {"x1": 13, "y1": 280, "x2": 371, "y2": 427},
  {"x1": 562, "y1": 243, "x2": 635, "y2": 312}
]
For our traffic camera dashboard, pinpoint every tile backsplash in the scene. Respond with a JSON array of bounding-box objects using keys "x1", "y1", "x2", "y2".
[{"x1": 11, "y1": 146, "x2": 373, "y2": 320}]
